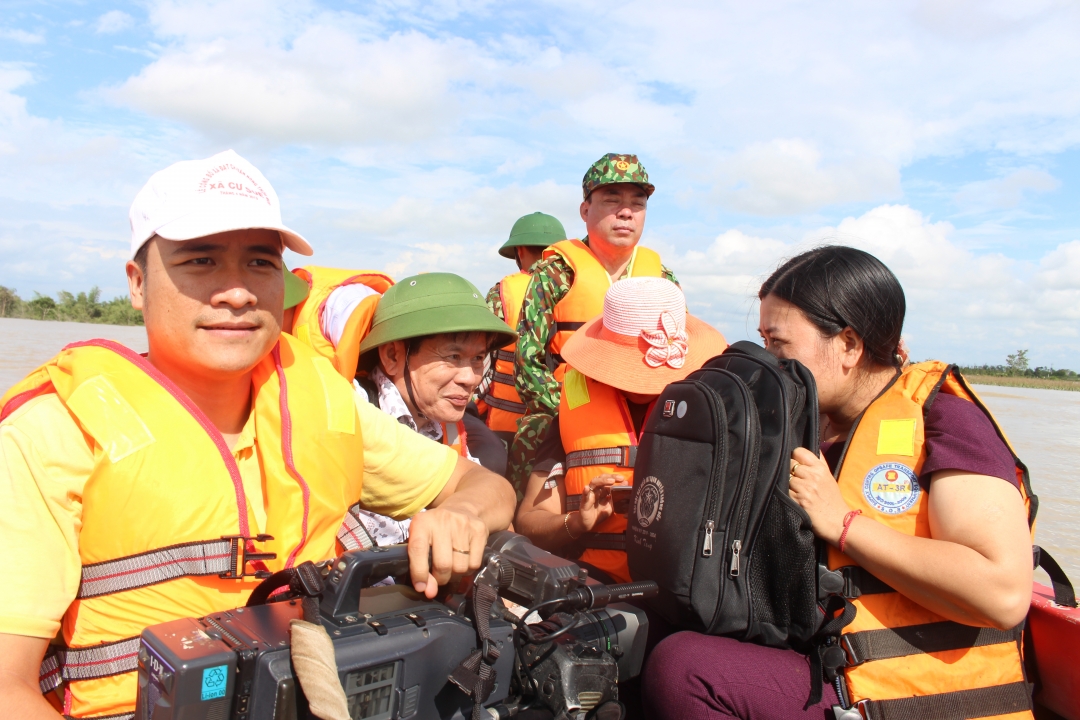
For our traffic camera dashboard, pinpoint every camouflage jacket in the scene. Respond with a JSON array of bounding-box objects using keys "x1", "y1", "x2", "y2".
[{"x1": 513, "y1": 247, "x2": 678, "y2": 417}]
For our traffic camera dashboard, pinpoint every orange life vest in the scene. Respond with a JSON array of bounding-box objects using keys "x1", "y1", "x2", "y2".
[
  {"x1": 542, "y1": 239, "x2": 663, "y2": 383},
  {"x1": 827, "y1": 362, "x2": 1033, "y2": 719},
  {"x1": 0, "y1": 335, "x2": 365, "y2": 718},
  {"x1": 484, "y1": 271, "x2": 531, "y2": 432},
  {"x1": 287, "y1": 266, "x2": 394, "y2": 379},
  {"x1": 558, "y1": 368, "x2": 650, "y2": 584}
]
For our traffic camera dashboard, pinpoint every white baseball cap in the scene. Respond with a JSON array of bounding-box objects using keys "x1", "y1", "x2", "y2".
[{"x1": 128, "y1": 149, "x2": 312, "y2": 259}]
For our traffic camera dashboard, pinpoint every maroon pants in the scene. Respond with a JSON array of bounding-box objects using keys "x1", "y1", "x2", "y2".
[{"x1": 641, "y1": 632, "x2": 839, "y2": 720}]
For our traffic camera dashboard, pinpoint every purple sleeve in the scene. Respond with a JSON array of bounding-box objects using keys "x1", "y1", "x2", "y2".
[{"x1": 921, "y1": 393, "x2": 1019, "y2": 490}]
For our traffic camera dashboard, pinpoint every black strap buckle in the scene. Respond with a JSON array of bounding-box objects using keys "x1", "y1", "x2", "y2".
[
  {"x1": 820, "y1": 642, "x2": 848, "y2": 681},
  {"x1": 831, "y1": 700, "x2": 868, "y2": 720},
  {"x1": 839, "y1": 634, "x2": 864, "y2": 667},
  {"x1": 621, "y1": 446, "x2": 638, "y2": 468},
  {"x1": 219, "y1": 534, "x2": 276, "y2": 580},
  {"x1": 818, "y1": 564, "x2": 845, "y2": 600}
]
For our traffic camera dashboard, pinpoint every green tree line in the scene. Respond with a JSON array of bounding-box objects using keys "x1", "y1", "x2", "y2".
[
  {"x1": 0, "y1": 286, "x2": 143, "y2": 326},
  {"x1": 958, "y1": 349, "x2": 1078, "y2": 380}
]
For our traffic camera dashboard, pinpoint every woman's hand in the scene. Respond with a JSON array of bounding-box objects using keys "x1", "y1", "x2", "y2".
[
  {"x1": 788, "y1": 447, "x2": 852, "y2": 545},
  {"x1": 576, "y1": 474, "x2": 625, "y2": 533}
]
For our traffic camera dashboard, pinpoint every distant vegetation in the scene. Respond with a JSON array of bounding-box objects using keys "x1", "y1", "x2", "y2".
[
  {"x1": 0, "y1": 286, "x2": 143, "y2": 326},
  {"x1": 960, "y1": 349, "x2": 1079, "y2": 392}
]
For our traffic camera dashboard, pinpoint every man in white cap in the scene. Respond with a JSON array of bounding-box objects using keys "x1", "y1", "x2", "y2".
[{"x1": 0, "y1": 150, "x2": 515, "y2": 719}]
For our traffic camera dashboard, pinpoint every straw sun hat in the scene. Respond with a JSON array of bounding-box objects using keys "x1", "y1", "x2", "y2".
[{"x1": 561, "y1": 277, "x2": 727, "y2": 395}]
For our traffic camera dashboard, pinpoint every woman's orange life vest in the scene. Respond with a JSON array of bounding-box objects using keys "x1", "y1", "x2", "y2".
[
  {"x1": 827, "y1": 362, "x2": 1034, "y2": 719},
  {"x1": 0, "y1": 335, "x2": 365, "y2": 719},
  {"x1": 287, "y1": 266, "x2": 394, "y2": 379},
  {"x1": 485, "y1": 271, "x2": 531, "y2": 432},
  {"x1": 542, "y1": 239, "x2": 663, "y2": 383},
  {"x1": 558, "y1": 368, "x2": 651, "y2": 584}
]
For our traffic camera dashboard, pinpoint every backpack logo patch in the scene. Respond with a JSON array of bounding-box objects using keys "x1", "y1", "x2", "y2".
[
  {"x1": 663, "y1": 400, "x2": 676, "y2": 417},
  {"x1": 635, "y1": 476, "x2": 665, "y2": 528},
  {"x1": 862, "y1": 462, "x2": 920, "y2": 515}
]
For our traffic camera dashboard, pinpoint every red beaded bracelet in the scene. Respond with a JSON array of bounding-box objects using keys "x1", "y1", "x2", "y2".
[{"x1": 838, "y1": 509, "x2": 862, "y2": 553}]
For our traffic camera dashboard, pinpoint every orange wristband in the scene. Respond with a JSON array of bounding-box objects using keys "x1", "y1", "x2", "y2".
[{"x1": 839, "y1": 509, "x2": 862, "y2": 553}]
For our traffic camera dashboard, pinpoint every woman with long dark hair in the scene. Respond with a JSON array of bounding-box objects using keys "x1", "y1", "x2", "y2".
[{"x1": 644, "y1": 246, "x2": 1035, "y2": 719}]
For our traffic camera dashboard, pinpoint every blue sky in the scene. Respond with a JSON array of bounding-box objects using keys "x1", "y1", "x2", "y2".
[{"x1": 2, "y1": 0, "x2": 1079, "y2": 366}]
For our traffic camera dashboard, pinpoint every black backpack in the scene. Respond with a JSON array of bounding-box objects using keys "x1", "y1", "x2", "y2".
[{"x1": 626, "y1": 340, "x2": 821, "y2": 650}]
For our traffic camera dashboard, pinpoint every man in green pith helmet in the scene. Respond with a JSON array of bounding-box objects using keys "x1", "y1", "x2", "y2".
[
  {"x1": 508, "y1": 154, "x2": 679, "y2": 495},
  {"x1": 481, "y1": 212, "x2": 568, "y2": 450},
  {"x1": 339, "y1": 272, "x2": 517, "y2": 550}
]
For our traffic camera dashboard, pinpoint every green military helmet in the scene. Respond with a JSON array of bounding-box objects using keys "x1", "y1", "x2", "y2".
[
  {"x1": 283, "y1": 266, "x2": 310, "y2": 310},
  {"x1": 582, "y1": 153, "x2": 655, "y2": 199},
  {"x1": 357, "y1": 272, "x2": 517, "y2": 359},
  {"x1": 497, "y1": 212, "x2": 567, "y2": 259}
]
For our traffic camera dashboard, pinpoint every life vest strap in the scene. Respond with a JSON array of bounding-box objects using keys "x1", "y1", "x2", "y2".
[
  {"x1": 579, "y1": 533, "x2": 626, "y2": 551},
  {"x1": 337, "y1": 504, "x2": 379, "y2": 551},
  {"x1": 838, "y1": 566, "x2": 894, "y2": 598},
  {"x1": 78, "y1": 537, "x2": 273, "y2": 599},
  {"x1": 492, "y1": 370, "x2": 516, "y2": 387},
  {"x1": 39, "y1": 636, "x2": 140, "y2": 693},
  {"x1": 495, "y1": 350, "x2": 516, "y2": 364},
  {"x1": 565, "y1": 446, "x2": 637, "y2": 470},
  {"x1": 553, "y1": 321, "x2": 585, "y2": 333},
  {"x1": 841, "y1": 621, "x2": 1022, "y2": 667},
  {"x1": 483, "y1": 394, "x2": 527, "y2": 414},
  {"x1": 64, "y1": 713, "x2": 134, "y2": 720},
  {"x1": 859, "y1": 680, "x2": 1031, "y2": 720}
]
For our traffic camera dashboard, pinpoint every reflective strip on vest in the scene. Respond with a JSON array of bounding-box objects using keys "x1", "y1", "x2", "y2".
[
  {"x1": 337, "y1": 504, "x2": 378, "y2": 551},
  {"x1": 861, "y1": 681, "x2": 1031, "y2": 720},
  {"x1": 565, "y1": 445, "x2": 637, "y2": 470},
  {"x1": 492, "y1": 370, "x2": 515, "y2": 387},
  {"x1": 39, "y1": 637, "x2": 140, "y2": 692},
  {"x1": 484, "y1": 395, "x2": 527, "y2": 414},
  {"x1": 495, "y1": 349, "x2": 516, "y2": 364},
  {"x1": 78, "y1": 539, "x2": 234, "y2": 599}
]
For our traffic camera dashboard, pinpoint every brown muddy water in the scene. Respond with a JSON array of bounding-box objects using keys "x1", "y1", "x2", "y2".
[{"x1": 1, "y1": 317, "x2": 1077, "y2": 584}]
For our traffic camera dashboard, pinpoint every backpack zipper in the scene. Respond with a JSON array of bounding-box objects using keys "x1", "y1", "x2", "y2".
[
  {"x1": 697, "y1": 381, "x2": 727, "y2": 558},
  {"x1": 728, "y1": 383, "x2": 761, "y2": 577},
  {"x1": 703, "y1": 520, "x2": 714, "y2": 556}
]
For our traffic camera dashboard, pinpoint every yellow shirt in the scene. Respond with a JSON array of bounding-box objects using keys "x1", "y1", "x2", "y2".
[{"x1": 0, "y1": 390, "x2": 456, "y2": 639}]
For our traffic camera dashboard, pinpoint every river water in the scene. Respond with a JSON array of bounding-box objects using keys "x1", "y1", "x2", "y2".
[{"x1": 1, "y1": 317, "x2": 1077, "y2": 583}]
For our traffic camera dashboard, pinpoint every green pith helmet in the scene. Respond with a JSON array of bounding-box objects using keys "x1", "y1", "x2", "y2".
[
  {"x1": 357, "y1": 273, "x2": 517, "y2": 359},
  {"x1": 582, "y1": 153, "x2": 655, "y2": 199},
  {"x1": 284, "y1": 266, "x2": 310, "y2": 309},
  {"x1": 497, "y1": 212, "x2": 567, "y2": 259}
]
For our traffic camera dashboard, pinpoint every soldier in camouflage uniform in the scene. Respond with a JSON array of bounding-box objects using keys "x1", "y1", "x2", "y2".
[{"x1": 508, "y1": 154, "x2": 679, "y2": 494}]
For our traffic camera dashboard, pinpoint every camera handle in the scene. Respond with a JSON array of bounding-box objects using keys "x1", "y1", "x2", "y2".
[{"x1": 246, "y1": 561, "x2": 325, "y2": 622}]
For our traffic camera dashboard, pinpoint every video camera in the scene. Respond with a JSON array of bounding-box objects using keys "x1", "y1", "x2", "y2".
[{"x1": 134, "y1": 532, "x2": 657, "y2": 720}]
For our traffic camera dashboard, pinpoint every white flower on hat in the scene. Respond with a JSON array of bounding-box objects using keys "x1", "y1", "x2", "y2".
[{"x1": 641, "y1": 311, "x2": 689, "y2": 369}]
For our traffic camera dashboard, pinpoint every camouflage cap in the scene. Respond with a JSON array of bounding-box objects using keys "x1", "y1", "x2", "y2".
[{"x1": 582, "y1": 153, "x2": 655, "y2": 199}]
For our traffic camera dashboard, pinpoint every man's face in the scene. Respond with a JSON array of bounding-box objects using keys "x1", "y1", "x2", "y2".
[
  {"x1": 127, "y1": 229, "x2": 285, "y2": 383},
  {"x1": 579, "y1": 183, "x2": 648, "y2": 251},
  {"x1": 383, "y1": 333, "x2": 490, "y2": 425}
]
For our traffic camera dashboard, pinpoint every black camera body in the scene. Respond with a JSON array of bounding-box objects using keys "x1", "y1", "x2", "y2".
[{"x1": 135, "y1": 532, "x2": 653, "y2": 720}]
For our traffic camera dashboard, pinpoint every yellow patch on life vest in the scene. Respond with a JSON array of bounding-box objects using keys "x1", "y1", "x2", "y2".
[
  {"x1": 564, "y1": 368, "x2": 591, "y2": 410},
  {"x1": 66, "y1": 375, "x2": 155, "y2": 464},
  {"x1": 877, "y1": 418, "x2": 916, "y2": 456},
  {"x1": 295, "y1": 323, "x2": 311, "y2": 346},
  {"x1": 311, "y1": 356, "x2": 356, "y2": 435}
]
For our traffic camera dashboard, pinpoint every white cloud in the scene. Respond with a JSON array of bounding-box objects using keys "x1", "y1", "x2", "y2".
[
  {"x1": 669, "y1": 204, "x2": 1079, "y2": 364},
  {"x1": 710, "y1": 139, "x2": 900, "y2": 215},
  {"x1": 954, "y1": 168, "x2": 1061, "y2": 213},
  {"x1": 0, "y1": 28, "x2": 44, "y2": 44},
  {"x1": 108, "y1": 28, "x2": 484, "y2": 146},
  {"x1": 95, "y1": 11, "x2": 135, "y2": 34}
]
